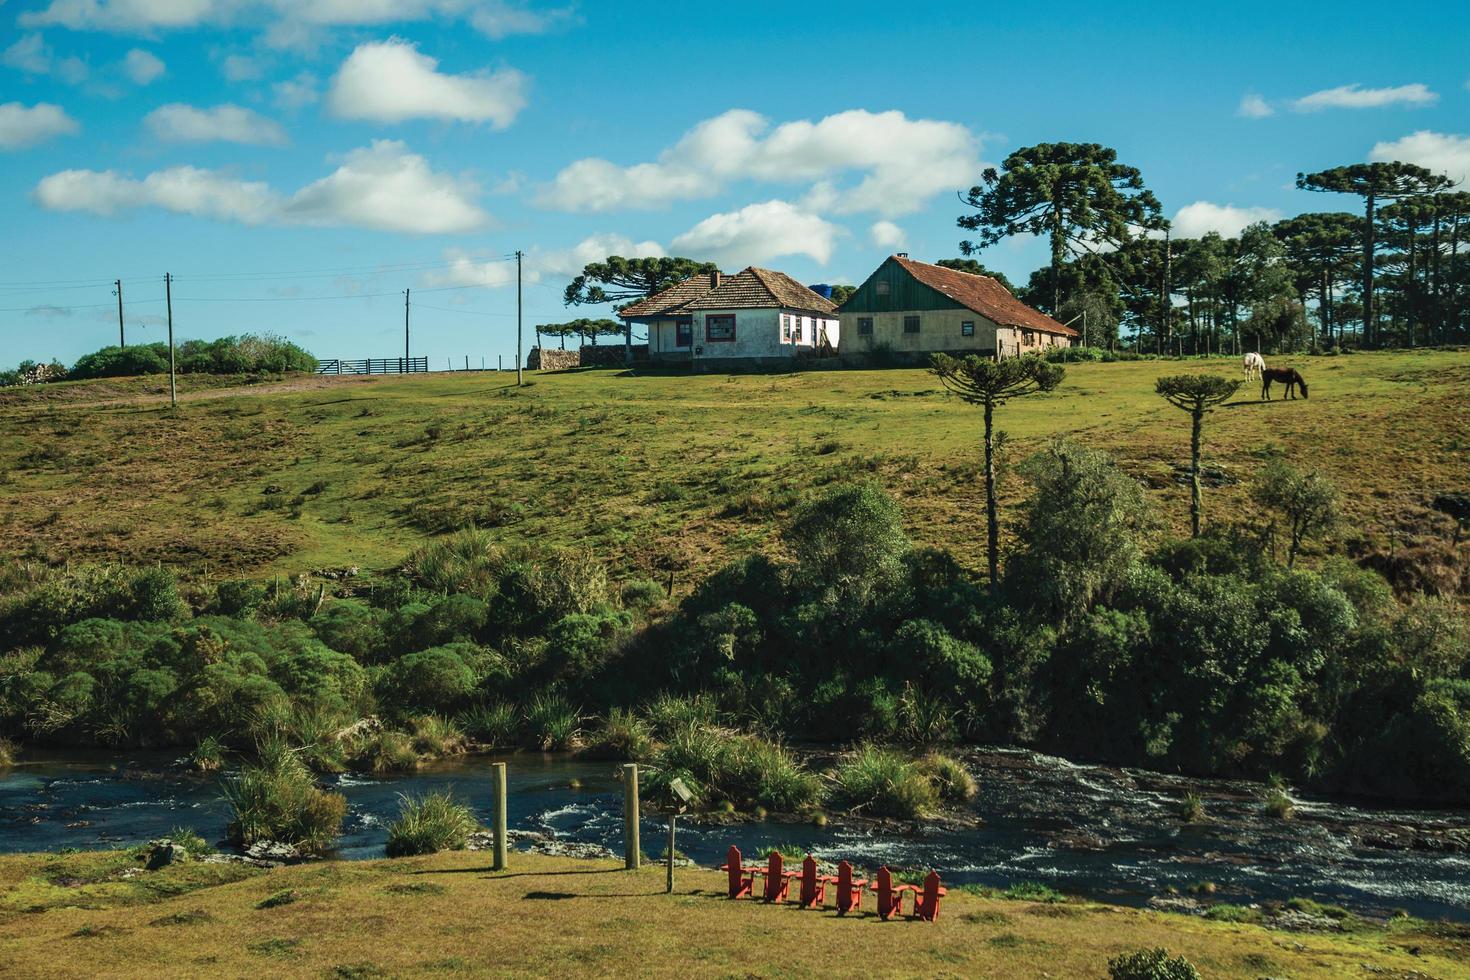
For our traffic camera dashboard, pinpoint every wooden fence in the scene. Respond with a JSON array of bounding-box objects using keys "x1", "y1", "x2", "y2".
[{"x1": 316, "y1": 357, "x2": 430, "y2": 375}]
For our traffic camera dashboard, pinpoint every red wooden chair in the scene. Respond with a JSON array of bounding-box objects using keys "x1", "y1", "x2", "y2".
[
  {"x1": 910, "y1": 871, "x2": 948, "y2": 921},
  {"x1": 868, "y1": 865, "x2": 912, "y2": 921},
  {"x1": 830, "y1": 860, "x2": 867, "y2": 916},
  {"x1": 718, "y1": 844, "x2": 755, "y2": 900},
  {"x1": 796, "y1": 855, "x2": 827, "y2": 909},
  {"x1": 752, "y1": 850, "x2": 797, "y2": 903}
]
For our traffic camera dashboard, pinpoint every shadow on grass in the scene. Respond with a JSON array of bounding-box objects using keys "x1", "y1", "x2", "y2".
[{"x1": 410, "y1": 867, "x2": 626, "y2": 880}]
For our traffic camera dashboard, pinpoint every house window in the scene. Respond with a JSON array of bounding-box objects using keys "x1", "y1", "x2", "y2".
[
  {"x1": 961, "y1": 320, "x2": 975, "y2": 337},
  {"x1": 857, "y1": 317, "x2": 873, "y2": 336},
  {"x1": 903, "y1": 315, "x2": 921, "y2": 334},
  {"x1": 794, "y1": 316, "x2": 804, "y2": 343},
  {"x1": 781, "y1": 315, "x2": 792, "y2": 343},
  {"x1": 876, "y1": 281, "x2": 890, "y2": 296},
  {"x1": 706, "y1": 314, "x2": 736, "y2": 342},
  {"x1": 675, "y1": 318, "x2": 693, "y2": 347},
  {"x1": 1022, "y1": 329, "x2": 1035, "y2": 345}
]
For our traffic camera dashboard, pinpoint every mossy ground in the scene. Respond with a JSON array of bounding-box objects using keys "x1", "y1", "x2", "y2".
[
  {"x1": 0, "y1": 849, "x2": 1465, "y2": 978},
  {"x1": 1, "y1": 351, "x2": 1466, "y2": 582}
]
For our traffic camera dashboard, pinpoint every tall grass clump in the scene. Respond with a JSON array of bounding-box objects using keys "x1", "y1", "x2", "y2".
[
  {"x1": 1264, "y1": 787, "x2": 1295, "y2": 820},
  {"x1": 458, "y1": 701, "x2": 518, "y2": 748},
  {"x1": 651, "y1": 726, "x2": 820, "y2": 812},
  {"x1": 585, "y1": 707, "x2": 654, "y2": 761},
  {"x1": 0, "y1": 737, "x2": 16, "y2": 768},
  {"x1": 188, "y1": 735, "x2": 226, "y2": 773},
  {"x1": 1179, "y1": 792, "x2": 1204, "y2": 822},
  {"x1": 916, "y1": 752, "x2": 977, "y2": 802},
  {"x1": 384, "y1": 790, "x2": 479, "y2": 858},
  {"x1": 643, "y1": 692, "x2": 720, "y2": 738},
  {"x1": 409, "y1": 714, "x2": 466, "y2": 757},
  {"x1": 523, "y1": 692, "x2": 581, "y2": 751},
  {"x1": 1107, "y1": 947, "x2": 1201, "y2": 980},
  {"x1": 834, "y1": 745, "x2": 939, "y2": 819},
  {"x1": 354, "y1": 730, "x2": 419, "y2": 773},
  {"x1": 224, "y1": 739, "x2": 346, "y2": 854}
]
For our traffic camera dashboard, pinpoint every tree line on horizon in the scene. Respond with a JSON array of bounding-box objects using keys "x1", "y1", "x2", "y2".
[{"x1": 546, "y1": 146, "x2": 1467, "y2": 357}]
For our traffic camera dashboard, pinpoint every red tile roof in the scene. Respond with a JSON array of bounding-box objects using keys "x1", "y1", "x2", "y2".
[
  {"x1": 618, "y1": 272, "x2": 726, "y2": 319},
  {"x1": 888, "y1": 256, "x2": 1077, "y2": 337},
  {"x1": 684, "y1": 267, "x2": 838, "y2": 314}
]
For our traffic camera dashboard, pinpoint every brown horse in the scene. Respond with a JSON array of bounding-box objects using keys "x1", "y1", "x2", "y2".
[{"x1": 1261, "y1": 367, "x2": 1308, "y2": 400}]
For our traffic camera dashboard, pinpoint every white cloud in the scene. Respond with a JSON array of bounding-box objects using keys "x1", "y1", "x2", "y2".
[
  {"x1": 425, "y1": 250, "x2": 525, "y2": 289},
  {"x1": 3, "y1": 33, "x2": 89, "y2": 83},
  {"x1": 272, "y1": 71, "x2": 318, "y2": 110},
  {"x1": 1172, "y1": 201, "x2": 1282, "y2": 239},
  {"x1": 539, "y1": 108, "x2": 982, "y2": 219},
  {"x1": 219, "y1": 53, "x2": 260, "y2": 81},
  {"x1": 33, "y1": 140, "x2": 488, "y2": 234},
  {"x1": 1236, "y1": 93, "x2": 1273, "y2": 118},
  {"x1": 538, "y1": 234, "x2": 665, "y2": 279},
  {"x1": 869, "y1": 220, "x2": 906, "y2": 249},
  {"x1": 282, "y1": 140, "x2": 488, "y2": 233},
  {"x1": 1370, "y1": 131, "x2": 1470, "y2": 185},
  {"x1": 327, "y1": 38, "x2": 527, "y2": 127},
  {"x1": 21, "y1": 0, "x2": 573, "y2": 39},
  {"x1": 0, "y1": 102, "x2": 80, "y2": 149},
  {"x1": 123, "y1": 48, "x2": 164, "y2": 84},
  {"x1": 671, "y1": 200, "x2": 840, "y2": 267},
  {"x1": 145, "y1": 103, "x2": 287, "y2": 145},
  {"x1": 1291, "y1": 83, "x2": 1437, "y2": 112}
]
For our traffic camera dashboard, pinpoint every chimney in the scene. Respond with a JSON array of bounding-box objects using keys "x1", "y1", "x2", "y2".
[
  {"x1": 709, "y1": 271, "x2": 722, "y2": 289},
  {"x1": 896, "y1": 252, "x2": 909, "y2": 258}
]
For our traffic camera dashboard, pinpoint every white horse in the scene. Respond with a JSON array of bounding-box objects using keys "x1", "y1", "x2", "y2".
[{"x1": 1243, "y1": 352, "x2": 1265, "y2": 381}]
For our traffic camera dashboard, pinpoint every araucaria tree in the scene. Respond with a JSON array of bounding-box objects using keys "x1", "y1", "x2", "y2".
[
  {"x1": 930, "y1": 353, "x2": 1065, "y2": 591},
  {"x1": 563, "y1": 256, "x2": 718, "y2": 361},
  {"x1": 1154, "y1": 375, "x2": 1241, "y2": 537},
  {"x1": 958, "y1": 142, "x2": 1164, "y2": 314},
  {"x1": 1296, "y1": 163, "x2": 1451, "y2": 346}
]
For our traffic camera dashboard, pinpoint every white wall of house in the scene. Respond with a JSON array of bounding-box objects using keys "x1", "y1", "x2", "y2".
[
  {"x1": 689, "y1": 309, "x2": 839, "y2": 362},
  {"x1": 646, "y1": 317, "x2": 693, "y2": 357}
]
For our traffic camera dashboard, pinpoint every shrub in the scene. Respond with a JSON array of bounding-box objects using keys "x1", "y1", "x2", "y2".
[
  {"x1": 620, "y1": 578, "x2": 666, "y2": 611},
  {"x1": 356, "y1": 729, "x2": 418, "y2": 773},
  {"x1": 1203, "y1": 903, "x2": 1262, "y2": 923},
  {"x1": 916, "y1": 752, "x2": 977, "y2": 802},
  {"x1": 224, "y1": 743, "x2": 346, "y2": 854},
  {"x1": 1178, "y1": 792, "x2": 1203, "y2": 822},
  {"x1": 457, "y1": 701, "x2": 518, "y2": 748},
  {"x1": 585, "y1": 707, "x2": 654, "y2": 761},
  {"x1": 0, "y1": 737, "x2": 15, "y2": 767},
  {"x1": 782, "y1": 482, "x2": 910, "y2": 623},
  {"x1": 188, "y1": 735, "x2": 226, "y2": 772},
  {"x1": 165, "y1": 826, "x2": 212, "y2": 859},
  {"x1": 650, "y1": 726, "x2": 821, "y2": 812},
  {"x1": 834, "y1": 745, "x2": 938, "y2": 819},
  {"x1": 409, "y1": 713, "x2": 465, "y2": 757},
  {"x1": 384, "y1": 790, "x2": 478, "y2": 857},
  {"x1": 643, "y1": 692, "x2": 720, "y2": 738},
  {"x1": 523, "y1": 692, "x2": 581, "y2": 750},
  {"x1": 1107, "y1": 948, "x2": 1200, "y2": 980},
  {"x1": 1264, "y1": 788, "x2": 1295, "y2": 819},
  {"x1": 211, "y1": 580, "x2": 265, "y2": 617},
  {"x1": 1003, "y1": 880, "x2": 1066, "y2": 903},
  {"x1": 380, "y1": 644, "x2": 482, "y2": 713}
]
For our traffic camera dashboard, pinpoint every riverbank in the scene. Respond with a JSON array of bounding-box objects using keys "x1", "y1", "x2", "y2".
[{"x1": 1, "y1": 849, "x2": 1465, "y2": 979}]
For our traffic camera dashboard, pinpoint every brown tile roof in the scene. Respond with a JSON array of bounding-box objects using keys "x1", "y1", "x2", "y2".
[
  {"x1": 889, "y1": 256, "x2": 1078, "y2": 337},
  {"x1": 618, "y1": 271, "x2": 726, "y2": 319},
  {"x1": 683, "y1": 267, "x2": 838, "y2": 314}
]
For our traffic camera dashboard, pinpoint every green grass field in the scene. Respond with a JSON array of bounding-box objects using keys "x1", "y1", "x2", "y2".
[
  {"x1": 1, "y1": 350, "x2": 1466, "y2": 582},
  {"x1": 1, "y1": 849, "x2": 1465, "y2": 978}
]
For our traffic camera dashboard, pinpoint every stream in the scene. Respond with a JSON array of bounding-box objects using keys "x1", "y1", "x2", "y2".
[{"x1": 2, "y1": 747, "x2": 1466, "y2": 922}]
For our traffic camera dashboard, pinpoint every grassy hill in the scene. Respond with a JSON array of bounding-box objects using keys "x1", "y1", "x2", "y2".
[
  {"x1": 1, "y1": 849, "x2": 1464, "y2": 978},
  {"x1": 1, "y1": 350, "x2": 1466, "y2": 582}
]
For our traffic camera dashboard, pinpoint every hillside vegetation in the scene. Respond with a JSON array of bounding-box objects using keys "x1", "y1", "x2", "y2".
[{"x1": 1, "y1": 350, "x2": 1465, "y2": 581}]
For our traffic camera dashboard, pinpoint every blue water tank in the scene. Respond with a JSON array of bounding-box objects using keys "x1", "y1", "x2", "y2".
[{"x1": 808, "y1": 283, "x2": 833, "y2": 298}]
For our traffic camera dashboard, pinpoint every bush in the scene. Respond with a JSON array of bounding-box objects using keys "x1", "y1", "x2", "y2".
[
  {"x1": 355, "y1": 729, "x2": 418, "y2": 773},
  {"x1": 782, "y1": 482, "x2": 910, "y2": 623},
  {"x1": 643, "y1": 692, "x2": 721, "y2": 738},
  {"x1": 1107, "y1": 948, "x2": 1200, "y2": 980},
  {"x1": 523, "y1": 692, "x2": 581, "y2": 750},
  {"x1": 1264, "y1": 787, "x2": 1295, "y2": 819},
  {"x1": 188, "y1": 735, "x2": 226, "y2": 772},
  {"x1": 1178, "y1": 792, "x2": 1203, "y2": 822},
  {"x1": 1203, "y1": 903, "x2": 1262, "y2": 923},
  {"x1": 380, "y1": 644, "x2": 482, "y2": 713},
  {"x1": 224, "y1": 742, "x2": 347, "y2": 853},
  {"x1": 916, "y1": 752, "x2": 977, "y2": 802},
  {"x1": 585, "y1": 707, "x2": 654, "y2": 761},
  {"x1": 384, "y1": 790, "x2": 478, "y2": 857},
  {"x1": 0, "y1": 737, "x2": 15, "y2": 767},
  {"x1": 1003, "y1": 880, "x2": 1066, "y2": 903},
  {"x1": 620, "y1": 578, "x2": 666, "y2": 611},
  {"x1": 651, "y1": 726, "x2": 821, "y2": 812},
  {"x1": 833, "y1": 745, "x2": 938, "y2": 819},
  {"x1": 457, "y1": 701, "x2": 518, "y2": 748},
  {"x1": 409, "y1": 713, "x2": 465, "y2": 757}
]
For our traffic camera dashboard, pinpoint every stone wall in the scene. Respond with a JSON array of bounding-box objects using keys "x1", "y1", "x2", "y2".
[
  {"x1": 527, "y1": 348, "x2": 581, "y2": 371},
  {"x1": 578, "y1": 344, "x2": 649, "y2": 367}
]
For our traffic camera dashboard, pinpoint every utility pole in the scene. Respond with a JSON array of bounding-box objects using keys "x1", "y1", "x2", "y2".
[
  {"x1": 165, "y1": 273, "x2": 177, "y2": 409},
  {"x1": 403, "y1": 288, "x2": 410, "y2": 374},
  {"x1": 515, "y1": 250, "x2": 524, "y2": 387},
  {"x1": 113, "y1": 280, "x2": 125, "y2": 348}
]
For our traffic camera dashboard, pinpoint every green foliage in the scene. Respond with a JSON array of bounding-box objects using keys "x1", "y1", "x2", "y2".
[
  {"x1": 1264, "y1": 787, "x2": 1295, "y2": 819},
  {"x1": 1003, "y1": 881, "x2": 1066, "y2": 903},
  {"x1": 355, "y1": 729, "x2": 419, "y2": 773},
  {"x1": 379, "y1": 644, "x2": 484, "y2": 714},
  {"x1": 1251, "y1": 460, "x2": 1339, "y2": 566},
  {"x1": 782, "y1": 482, "x2": 909, "y2": 623},
  {"x1": 1106, "y1": 948, "x2": 1201, "y2": 980},
  {"x1": 0, "y1": 737, "x2": 15, "y2": 767},
  {"x1": 643, "y1": 693, "x2": 721, "y2": 738},
  {"x1": 189, "y1": 735, "x2": 227, "y2": 772},
  {"x1": 384, "y1": 790, "x2": 478, "y2": 857},
  {"x1": 457, "y1": 701, "x2": 518, "y2": 748},
  {"x1": 408, "y1": 713, "x2": 465, "y2": 757},
  {"x1": 833, "y1": 745, "x2": 939, "y2": 819},
  {"x1": 651, "y1": 726, "x2": 821, "y2": 812},
  {"x1": 224, "y1": 742, "x2": 347, "y2": 854},
  {"x1": 586, "y1": 707, "x2": 654, "y2": 761},
  {"x1": 523, "y1": 692, "x2": 581, "y2": 751},
  {"x1": 66, "y1": 335, "x2": 316, "y2": 381},
  {"x1": 563, "y1": 255, "x2": 718, "y2": 309},
  {"x1": 1178, "y1": 793, "x2": 1203, "y2": 822},
  {"x1": 917, "y1": 752, "x2": 978, "y2": 802}
]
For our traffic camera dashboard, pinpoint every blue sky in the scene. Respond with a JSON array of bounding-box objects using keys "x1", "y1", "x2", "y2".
[{"x1": 2, "y1": 0, "x2": 1468, "y2": 366}]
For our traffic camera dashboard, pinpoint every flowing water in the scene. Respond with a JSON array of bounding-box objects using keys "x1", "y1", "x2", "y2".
[{"x1": 2, "y1": 747, "x2": 1466, "y2": 922}]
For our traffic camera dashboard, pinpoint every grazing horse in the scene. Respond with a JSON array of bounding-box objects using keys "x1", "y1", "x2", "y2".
[
  {"x1": 1261, "y1": 366, "x2": 1308, "y2": 401},
  {"x1": 1243, "y1": 352, "x2": 1266, "y2": 381}
]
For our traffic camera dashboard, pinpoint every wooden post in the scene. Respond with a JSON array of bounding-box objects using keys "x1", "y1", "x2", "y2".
[
  {"x1": 165, "y1": 272, "x2": 176, "y2": 409},
  {"x1": 666, "y1": 812, "x2": 676, "y2": 893},
  {"x1": 623, "y1": 763, "x2": 640, "y2": 870},
  {"x1": 492, "y1": 762, "x2": 508, "y2": 871}
]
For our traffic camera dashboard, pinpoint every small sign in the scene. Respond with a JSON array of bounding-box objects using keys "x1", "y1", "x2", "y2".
[{"x1": 669, "y1": 777, "x2": 696, "y2": 807}]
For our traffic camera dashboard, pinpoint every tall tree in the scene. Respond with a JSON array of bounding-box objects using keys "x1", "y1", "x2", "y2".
[
  {"x1": 1272, "y1": 213, "x2": 1361, "y2": 346},
  {"x1": 958, "y1": 142, "x2": 1164, "y2": 314},
  {"x1": 1296, "y1": 163, "x2": 1451, "y2": 346},
  {"x1": 564, "y1": 255, "x2": 719, "y2": 363},
  {"x1": 1155, "y1": 375, "x2": 1242, "y2": 537},
  {"x1": 1219, "y1": 223, "x2": 1295, "y2": 354},
  {"x1": 930, "y1": 353, "x2": 1065, "y2": 592}
]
